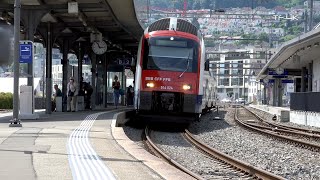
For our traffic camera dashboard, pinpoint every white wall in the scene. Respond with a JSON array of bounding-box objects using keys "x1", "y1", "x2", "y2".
[{"x1": 0, "y1": 77, "x2": 41, "y2": 93}]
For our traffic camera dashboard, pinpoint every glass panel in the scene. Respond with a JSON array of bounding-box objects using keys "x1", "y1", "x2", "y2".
[
  {"x1": 107, "y1": 72, "x2": 124, "y2": 104},
  {"x1": 143, "y1": 37, "x2": 199, "y2": 72}
]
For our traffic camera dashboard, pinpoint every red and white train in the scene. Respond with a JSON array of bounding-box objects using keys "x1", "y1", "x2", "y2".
[{"x1": 134, "y1": 17, "x2": 216, "y2": 122}]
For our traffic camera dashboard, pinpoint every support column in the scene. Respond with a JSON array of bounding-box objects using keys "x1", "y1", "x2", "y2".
[
  {"x1": 272, "y1": 82, "x2": 276, "y2": 106},
  {"x1": 301, "y1": 67, "x2": 307, "y2": 92},
  {"x1": 62, "y1": 39, "x2": 69, "y2": 112},
  {"x1": 308, "y1": 61, "x2": 313, "y2": 92},
  {"x1": 45, "y1": 22, "x2": 52, "y2": 114},
  {"x1": 243, "y1": 76, "x2": 246, "y2": 104},
  {"x1": 25, "y1": 12, "x2": 34, "y2": 87},
  {"x1": 22, "y1": 10, "x2": 45, "y2": 85},
  {"x1": 277, "y1": 79, "x2": 283, "y2": 107},
  {"x1": 78, "y1": 41, "x2": 83, "y2": 91},
  {"x1": 91, "y1": 53, "x2": 96, "y2": 110},
  {"x1": 12, "y1": 0, "x2": 21, "y2": 125},
  {"x1": 25, "y1": 12, "x2": 35, "y2": 115},
  {"x1": 263, "y1": 84, "x2": 267, "y2": 105},
  {"x1": 104, "y1": 54, "x2": 108, "y2": 107}
]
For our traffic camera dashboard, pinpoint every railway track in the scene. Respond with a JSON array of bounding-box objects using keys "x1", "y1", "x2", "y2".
[
  {"x1": 246, "y1": 107, "x2": 320, "y2": 136},
  {"x1": 143, "y1": 126, "x2": 285, "y2": 180},
  {"x1": 236, "y1": 107, "x2": 320, "y2": 152},
  {"x1": 143, "y1": 126, "x2": 204, "y2": 180}
]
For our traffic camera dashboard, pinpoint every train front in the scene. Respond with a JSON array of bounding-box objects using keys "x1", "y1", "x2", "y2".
[{"x1": 134, "y1": 18, "x2": 204, "y2": 122}]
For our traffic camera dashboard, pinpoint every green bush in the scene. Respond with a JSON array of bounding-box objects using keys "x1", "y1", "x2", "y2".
[{"x1": 0, "y1": 92, "x2": 13, "y2": 109}]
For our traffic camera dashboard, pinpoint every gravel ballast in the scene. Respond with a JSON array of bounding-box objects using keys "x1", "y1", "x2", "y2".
[{"x1": 189, "y1": 108, "x2": 320, "y2": 179}]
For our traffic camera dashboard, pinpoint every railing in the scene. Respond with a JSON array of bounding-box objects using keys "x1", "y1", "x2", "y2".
[{"x1": 290, "y1": 92, "x2": 320, "y2": 112}]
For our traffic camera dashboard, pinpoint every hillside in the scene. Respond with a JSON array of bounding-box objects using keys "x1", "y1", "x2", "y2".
[{"x1": 150, "y1": 0, "x2": 304, "y2": 10}]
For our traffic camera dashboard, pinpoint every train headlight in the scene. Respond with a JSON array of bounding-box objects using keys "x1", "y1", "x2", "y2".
[
  {"x1": 146, "y1": 82, "x2": 154, "y2": 88},
  {"x1": 182, "y1": 84, "x2": 191, "y2": 90}
]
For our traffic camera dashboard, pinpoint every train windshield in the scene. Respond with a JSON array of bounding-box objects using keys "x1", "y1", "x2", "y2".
[{"x1": 143, "y1": 36, "x2": 199, "y2": 72}]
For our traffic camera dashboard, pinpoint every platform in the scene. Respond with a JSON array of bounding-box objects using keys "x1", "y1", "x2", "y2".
[
  {"x1": 249, "y1": 104, "x2": 290, "y2": 122},
  {"x1": 0, "y1": 107, "x2": 193, "y2": 180}
]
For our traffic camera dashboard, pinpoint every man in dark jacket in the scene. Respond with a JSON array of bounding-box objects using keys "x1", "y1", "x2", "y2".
[
  {"x1": 83, "y1": 82, "x2": 93, "y2": 110},
  {"x1": 52, "y1": 84, "x2": 62, "y2": 111}
]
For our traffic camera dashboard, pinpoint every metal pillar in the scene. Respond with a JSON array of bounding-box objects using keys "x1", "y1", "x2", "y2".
[
  {"x1": 276, "y1": 79, "x2": 282, "y2": 107},
  {"x1": 25, "y1": 12, "x2": 34, "y2": 87},
  {"x1": 308, "y1": 62, "x2": 313, "y2": 92},
  {"x1": 301, "y1": 67, "x2": 307, "y2": 92},
  {"x1": 45, "y1": 22, "x2": 52, "y2": 114},
  {"x1": 11, "y1": 0, "x2": 21, "y2": 126},
  {"x1": 62, "y1": 39, "x2": 69, "y2": 112},
  {"x1": 272, "y1": 82, "x2": 276, "y2": 106},
  {"x1": 309, "y1": 0, "x2": 314, "y2": 31},
  {"x1": 243, "y1": 76, "x2": 246, "y2": 104},
  {"x1": 25, "y1": 12, "x2": 35, "y2": 115},
  {"x1": 263, "y1": 84, "x2": 267, "y2": 105},
  {"x1": 104, "y1": 54, "x2": 108, "y2": 107},
  {"x1": 78, "y1": 41, "x2": 83, "y2": 91},
  {"x1": 91, "y1": 53, "x2": 96, "y2": 110}
]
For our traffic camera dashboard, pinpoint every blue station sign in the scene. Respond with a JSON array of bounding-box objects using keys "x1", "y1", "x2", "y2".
[{"x1": 19, "y1": 43, "x2": 33, "y2": 63}]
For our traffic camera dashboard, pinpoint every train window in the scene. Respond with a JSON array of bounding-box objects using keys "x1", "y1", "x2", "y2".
[
  {"x1": 156, "y1": 39, "x2": 187, "y2": 47},
  {"x1": 143, "y1": 37, "x2": 199, "y2": 73}
]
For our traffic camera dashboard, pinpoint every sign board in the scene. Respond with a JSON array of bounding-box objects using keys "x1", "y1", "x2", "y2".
[
  {"x1": 19, "y1": 41, "x2": 33, "y2": 63},
  {"x1": 118, "y1": 58, "x2": 131, "y2": 65},
  {"x1": 282, "y1": 79, "x2": 294, "y2": 83},
  {"x1": 286, "y1": 83, "x2": 294, "y2": 93},
  {"x1": 260, "y1": 79, "x2": 275, "y2": 83},
  {"x1": 268, "y1": 68, "x2": 288, "y2": 76},
  {"x1": 273, "y1": 14, "x2": 298, "y2": 21},
  {"x1": 68, "y1": 2, "x2": 78, "y2": 14},
  {"x1": 112, "y1": 57, "x2": 132, "y2": 66}
]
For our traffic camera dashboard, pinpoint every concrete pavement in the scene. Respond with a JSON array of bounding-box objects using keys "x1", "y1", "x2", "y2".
[{"x1": 0, "y1": 107, "x2": 193, "y2": 180}]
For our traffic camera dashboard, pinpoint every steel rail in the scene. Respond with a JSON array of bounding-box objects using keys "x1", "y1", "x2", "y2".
[
  {"x1": 236, "y1": 108, "x2": 320, "y2": 151},
  {"x1": 244, "y1": 122, "x2": 320, "y2": 139},
  {"x1": 244, "y1": 106, "x2": 320, "y2": 138},
  {"x1": 184, "y1": 129, "x2": 285, "y2": 180},
  {"x1": 144, "y1": 126, "x2": 205, "y2": 180}
]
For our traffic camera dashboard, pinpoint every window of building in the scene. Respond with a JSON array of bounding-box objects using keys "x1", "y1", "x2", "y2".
[{"x1": 218, "y1": 78, "x2": 229, "y2": 86}]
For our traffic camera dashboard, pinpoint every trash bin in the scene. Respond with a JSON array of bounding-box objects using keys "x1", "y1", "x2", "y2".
[
  {"x1": 19, "y1": 85, "x2": 39, "y2": 119},
  {"x1": 76, "y1": 96, "x2": 84, "y2": 111},
  {"x1": 20, "y1": 85, "x2": 33, "y2": 115},
  {"x1": 55, "y1": 96, "x2": 62, "y2": 112}
]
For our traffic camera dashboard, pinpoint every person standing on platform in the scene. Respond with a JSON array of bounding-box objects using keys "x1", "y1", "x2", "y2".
[
  {"x1": 67, "y1": 77, "x2": 77, "y2": 112},
  {"x1": 83, "y1": 82, "x2": 93, "y2": 110},
  {"x1": 127, "y1": 85, "x2": 134, "y2": 106},
  {"x1": 112, "y1": 75, "x2": 121, "y2": 108},
  {"x1": 52, "y1": 84, "x2": 62, "y2": 112}
]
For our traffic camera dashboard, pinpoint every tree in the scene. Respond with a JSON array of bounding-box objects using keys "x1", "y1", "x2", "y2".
[
  {"x1": 173, "y1": 0, "x2": 184, "y2": 10},
  {"x1": 153, "y1": 0, "x2": 168, "y2": 9},
  {"x1": 203, "y1": 0, "x2": 212, "y2": 9},
  {"x1": 192, "y1": 0, "x2": 201, "y2": 10},
  {"x1": 280, "y1": 34, "x2": 296, "y2": 42},
  {"x1": 258, "y1": 33, "x2": 269, "y2": 43}
]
